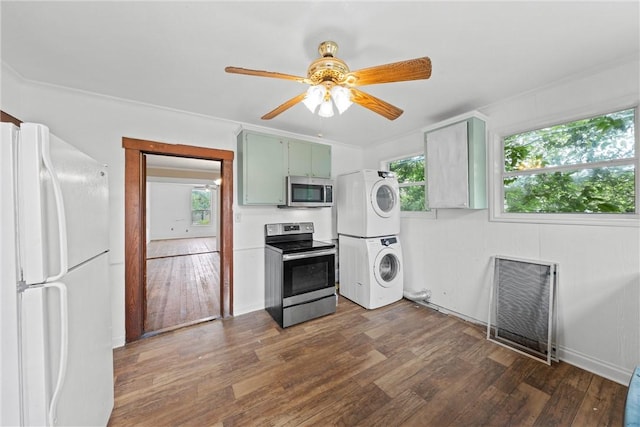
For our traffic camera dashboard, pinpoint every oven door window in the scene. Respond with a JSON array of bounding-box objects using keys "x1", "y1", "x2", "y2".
[{"x1": 283, "y1": 253, "x2": 335, "y2": 298}]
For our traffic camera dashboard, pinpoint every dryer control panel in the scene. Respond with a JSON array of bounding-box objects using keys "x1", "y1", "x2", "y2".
[
  {"x1": 378, "y1": 170, "x2": 396, "y2": 179},
  {"x1": 380, "y1": 237, "x2": 398, "y2": 246}
]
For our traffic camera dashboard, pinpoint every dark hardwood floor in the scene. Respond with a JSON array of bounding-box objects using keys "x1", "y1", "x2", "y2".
[
  {"x1": 108, "y1": 297, "x2": 627, "y2": 426},
  {"x1": 145, "y1": 237, "x2": 220, "y2": 333},
  {"x1": 147, "y1": 237, "x2": 218, "y2": 259}
]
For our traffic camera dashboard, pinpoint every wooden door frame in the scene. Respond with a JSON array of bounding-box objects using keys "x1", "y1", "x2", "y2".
[{"x1": 123, "y1": 137, "x2": 234, "y2": 342}]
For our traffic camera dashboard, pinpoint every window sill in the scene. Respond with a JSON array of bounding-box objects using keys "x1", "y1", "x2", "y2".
[{"x1": 490, "y1": 211, "x2": 640, "y2": 227}]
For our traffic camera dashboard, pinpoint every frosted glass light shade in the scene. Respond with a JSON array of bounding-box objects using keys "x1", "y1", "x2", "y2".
[
  {"x1": 318, "y1": 99, "x2": 334, "y2": 118},
  {"x1": 330, "y1": 86, "x2": 352, "y2": 114},
  {"x1": 303, "y1": 85, "x2": 326, "y2": 113}
]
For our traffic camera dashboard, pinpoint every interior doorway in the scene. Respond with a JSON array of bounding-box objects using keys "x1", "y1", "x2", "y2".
[
  {"x1": 123, "y1": 137, "x2": 234, "y2": 343},
  {"x1": 144, "y1": 155, "x2": 222, "y2": 334}
]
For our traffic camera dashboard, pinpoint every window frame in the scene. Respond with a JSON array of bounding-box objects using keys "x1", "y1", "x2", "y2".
[
  {"x1": 382, "y1": 152, "x2": 436, "y2": 219},
  {"x1": 190, "y1": 187, "x2": 212, "y2": 226},
  {"x1": 490, "y1": 105, "x2": 640, "y2": 227}
]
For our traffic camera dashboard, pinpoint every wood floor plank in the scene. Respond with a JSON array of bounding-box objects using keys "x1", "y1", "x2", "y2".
[
  {"x1": 359, "y1": 388, "x2": 429, "y2": 427},
  {"x1": 572, "y1": 375, "x2": 626, "y2": 426},
  {"x1": 486, "y1": 382, "x2": 551, "y2": 426},
  {"x1": 145, "y1": 238, "x2": 220, "y2": 332},
  {"x1": 533, "y1": 373, "x2": 594, "y2": 427},
  {"x1": 108, "y1": 298, "x2": 629, "y2": 427}
]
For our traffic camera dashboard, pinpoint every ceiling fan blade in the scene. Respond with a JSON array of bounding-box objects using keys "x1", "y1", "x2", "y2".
[
  {"x1": 261, "y1": 92, "x2": 308, "y2": 120},
  {"x1": 344, "y1": 57, "x2": 432, "y2": 87},
  {"x1": 225, "y1": 66, "x2": 309, "y2": 83},
  {"x1": 350, "y1": 88, "x2": 403, "y2": 120}
]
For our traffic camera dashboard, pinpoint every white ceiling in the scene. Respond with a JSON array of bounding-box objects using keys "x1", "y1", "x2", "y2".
[{"x1": 1, "y1": 1, "x2": 639, "y2": 147}]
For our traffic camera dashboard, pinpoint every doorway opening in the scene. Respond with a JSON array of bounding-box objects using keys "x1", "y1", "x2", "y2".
[
  {"x1": 145, "y1": 155, "x2": 222, "y2": 334},
  {"x1": 123, "y1": 137, "x2": 234, "y2": 343}
]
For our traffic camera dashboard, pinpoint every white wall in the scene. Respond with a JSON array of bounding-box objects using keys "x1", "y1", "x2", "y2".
[
  {"x1": 148, "y1": 182, "x2": 217, "y2": 240},
  {"x1": 1, "y1": 65, "x2": 364, "y2": 346},
  {"x1": 365, "y1": 57, "x2": 640, "y2": 385}
]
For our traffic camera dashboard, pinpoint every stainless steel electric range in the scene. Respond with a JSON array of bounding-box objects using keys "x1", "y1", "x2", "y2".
[{"x1": 264, "y1": 222, "x2": 336, "y2": 328}]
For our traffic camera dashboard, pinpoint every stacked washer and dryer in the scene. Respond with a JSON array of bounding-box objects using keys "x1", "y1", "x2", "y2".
[{"x1": 337, "y1": 170, "x2": 404, "y2": 309}]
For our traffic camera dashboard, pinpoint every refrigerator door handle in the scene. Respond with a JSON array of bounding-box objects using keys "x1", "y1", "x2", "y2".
[
  {"x1": 42, "y1": 281, "x2": 68, "y2": 427},
  {"x1": 41, "y1": 137, "x2": 68, "y2": 283}
]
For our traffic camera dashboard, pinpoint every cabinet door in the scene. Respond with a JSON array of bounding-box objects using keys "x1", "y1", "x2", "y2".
[
  {"x1": 241, "y1": 133, "x2": 286, "y2": 205},
  {"x1": 311, "y1": 143, "x2": 331, "y2": 178},
  {"x1": 287, "y1": 140, "x2": 332, "y2": 178},
  {"x1": 426, "y1": 121, "x2": 469, "y2": 208},
  {"x1": 287, "y1": 140, "x2": 312, "y2": 176}
]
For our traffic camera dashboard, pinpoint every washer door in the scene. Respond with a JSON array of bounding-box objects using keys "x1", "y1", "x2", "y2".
[
  {"x1": 370, "y1": 180, "x2": 397, "y2": 218},
  {"x1": 373, "y1": 248, "x2": 401, "y2": 288}
]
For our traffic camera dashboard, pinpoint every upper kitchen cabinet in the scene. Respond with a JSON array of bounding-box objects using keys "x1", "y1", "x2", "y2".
[
  {"x1": 237, "y1": 131, "x2": 286, "y2": 205},
  {"x1": 287, "y1": 139, "x2": 332, "y2": 178},
  {"x1": 425, "y1": 114, "x2": 487, "y2": 209}
]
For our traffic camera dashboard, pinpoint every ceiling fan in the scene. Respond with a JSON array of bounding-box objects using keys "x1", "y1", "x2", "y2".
[{"x1": 225, "y1": 41, "x2": 432, "y2": 120}]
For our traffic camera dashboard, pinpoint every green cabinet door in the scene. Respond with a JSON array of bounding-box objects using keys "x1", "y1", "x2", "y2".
[
  {"x1": 238, "y1": 132, "x2": 286, "y2": 205},
  {"x1": 311, "y1": 143, "x2": 331, "y2": 178},
  {"x1": 287, "y1": 139, "x2": 332, "y2": 178},
  {"x1": 287, "y1": 139, "x2": 312, "y2": 177}
]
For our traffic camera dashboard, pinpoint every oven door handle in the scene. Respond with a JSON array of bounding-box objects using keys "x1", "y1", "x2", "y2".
[{"x1": 282, "y1": 249, "x2": 336, "y2": 261}]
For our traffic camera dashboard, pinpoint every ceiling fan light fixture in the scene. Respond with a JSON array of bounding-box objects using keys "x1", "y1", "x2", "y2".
[
  {"x1": 331, "y1": 85, "x2": 352, "y2": 114},
  {"x1": 318, "y1": 99, "x2": 334, "y2": 118},
  {"x1": 303, "y1": 85, "x2": 326, "y2": 113}
]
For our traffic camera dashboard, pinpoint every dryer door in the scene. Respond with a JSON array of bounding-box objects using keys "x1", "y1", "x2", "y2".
[
  {"x1": 370, "y1": 180, "x2": 398, "y2": 218},
  {"x1": 373, "y1": 248, "x2": 401, "y2": 287}
]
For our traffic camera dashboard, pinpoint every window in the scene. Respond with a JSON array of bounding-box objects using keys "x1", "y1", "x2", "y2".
[
  {"x1": 191, "y1": 188, "x2": 211, "y2": 225},
  {"x1": 388, "y1": 154, "x2": 427, "y2": 212},
  {"x1": 500, "y1": 108, "x2": 637, "y2": 217}
]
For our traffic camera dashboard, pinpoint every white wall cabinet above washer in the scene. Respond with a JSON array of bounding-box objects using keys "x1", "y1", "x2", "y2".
[{"x1": 424, "y1": 115, "x2": 487, "y2": 209}]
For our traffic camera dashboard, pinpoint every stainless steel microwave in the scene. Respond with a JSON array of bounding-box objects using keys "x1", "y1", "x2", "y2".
[{"x1": 283, "y1": 176, "x2": 334, "y2": 208}]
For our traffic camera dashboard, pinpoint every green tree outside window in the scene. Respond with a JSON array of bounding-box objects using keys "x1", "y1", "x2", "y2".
[
  {"x1": 389, "y1": 155, "x2": 427, "y2": 211},
  {"x1": 503, "y1": 108, "x2": 636, "y2": 214},
  {"x1": 191, "y1": 188, "x2": 212, "y2": 225}
]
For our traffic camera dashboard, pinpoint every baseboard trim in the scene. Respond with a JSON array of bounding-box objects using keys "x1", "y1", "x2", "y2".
[
  {"x1": 112, "y1": 335, "x2": 126, "y2": 349},
  {"x1": 557, "y1": 346, "x2": 633, "y2": 386}
]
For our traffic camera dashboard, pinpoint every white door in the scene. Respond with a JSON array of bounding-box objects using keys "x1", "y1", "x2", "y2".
[
  {"x1": 21, "y1": 253, "x2": 114, "y2": 426},
  {"x1": 18, "y1": 124, "x2": 109, "y2": 286}
]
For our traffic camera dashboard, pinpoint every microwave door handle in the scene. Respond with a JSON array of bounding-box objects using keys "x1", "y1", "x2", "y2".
[{"x1": 282, "y1": 249, "x2": 336, "y2": 261}]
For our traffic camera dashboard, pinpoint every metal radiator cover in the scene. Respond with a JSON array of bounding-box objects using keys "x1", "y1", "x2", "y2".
[{"x1": 487, "y1": 256, "x2": 558, "y2": 364}]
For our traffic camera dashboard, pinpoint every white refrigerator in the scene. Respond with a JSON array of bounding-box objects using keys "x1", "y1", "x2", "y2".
[{"x1": 1, "y1": 122, "x2": 114, "y2": 426}]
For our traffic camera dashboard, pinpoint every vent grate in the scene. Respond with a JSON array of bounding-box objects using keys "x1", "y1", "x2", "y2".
[{"x1": 487, "y1": 256, "x2": 558, "y2": 365}]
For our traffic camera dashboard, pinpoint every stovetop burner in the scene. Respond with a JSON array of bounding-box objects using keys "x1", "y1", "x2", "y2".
[
  {"x1": 264, "y1": 222, "x2": 335, "y2": 254},
  {"x1": 267, "y1": 239, "x2": 335, "y2": 254}
]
